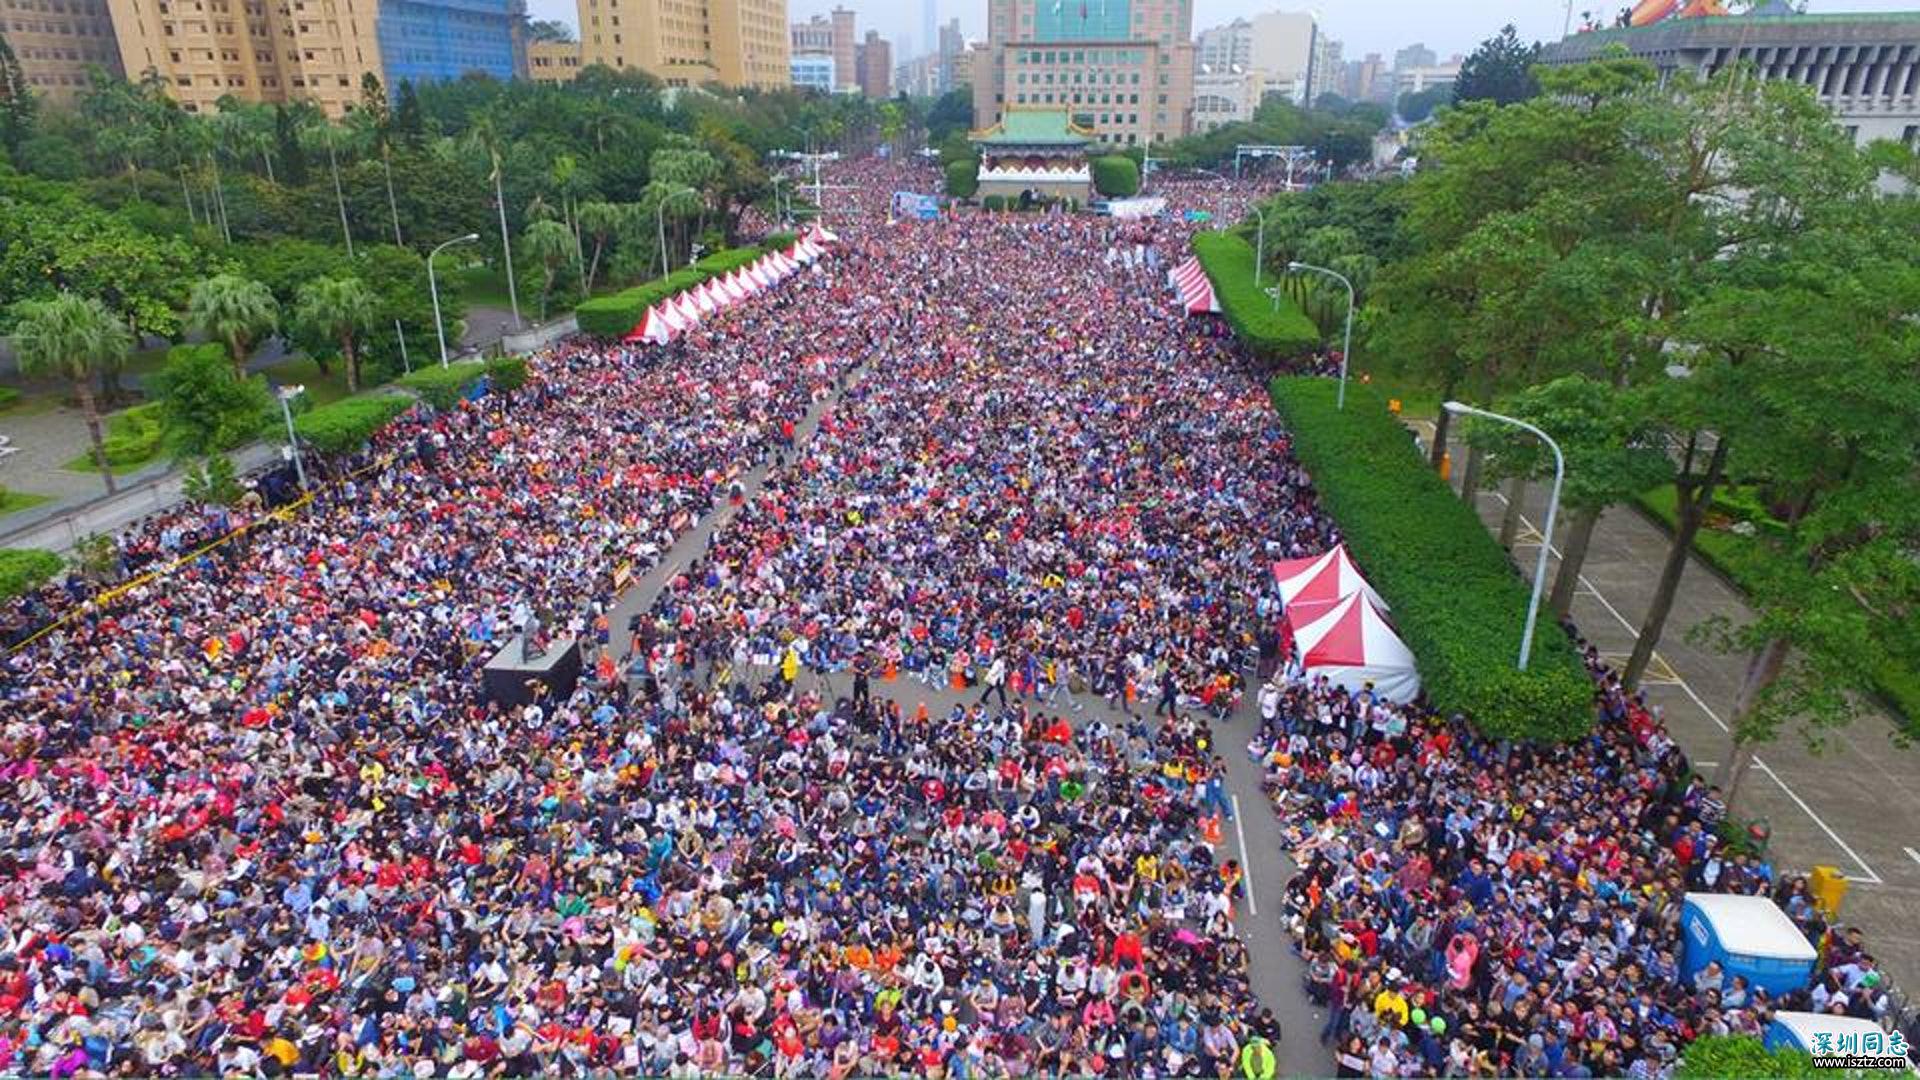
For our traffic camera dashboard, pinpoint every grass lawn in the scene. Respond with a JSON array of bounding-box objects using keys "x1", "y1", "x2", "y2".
[
  {"x1": 1636, "y1": 484, "x2": 1920, "y2": 731},
  {"x1": 0, "y1": 490, "x2": 52, "y2": 516},
  {"x1": 451, "y1": 265, "x2": 521, "y2": 311},
  {"x1": 257, "y1": 355, "x2": 358, "y2": 406},
  {"x1": 122, "y1": 345, "x2": 175, "y2": 377},
  {"x1": 61, "y1": 451, "x2": 158, "y2": 476}
]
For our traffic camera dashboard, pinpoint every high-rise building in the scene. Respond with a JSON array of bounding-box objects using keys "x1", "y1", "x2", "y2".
[
  {"x1": 937, "y1": 16, "x2": 964, "y2": 90},
  {"x1": 1307, "y1": 28, "x2": 1340, "y2": 105},
  {"x1": 2, "y1": 0, "x2": 124, "y2": 105},
  {"x1": 578, "y1": 0, "x2": 788, "y2": 89},
  {"x1": 1393, "y1": 42, "x2": 1436, "y2": 72},
  {"x1": 1344, "y1": 51, "x2": 1388, "y2": 103},
  {"x1": 378, "y1": 0, "x2": 526, "y2": 85},
  {"x1": 791, "y1": 14, "x2": 833, "y2": 56},
  {"x1": 919, "y1": 0, "x2": 935, "y2": 77},
  {"x1": 106, "y1": 0, "x2": 385, "y2": 115},
  {"x1": 855, "y1": 28, "x2": 888, "y2": 98},
  {"x1": 791, "y1": 49, "x2": 833, "y2": 91},
  {"x1": 104, "y1": 0, "x2": 528, "y2": 115},
  {"x1": 526, "y1": 37, "x2": 582, "y2": 82},
  {"x1": 972, "y1": 0, "x2": 1194, "y2": 147},
  {"x1": 1195, "y1": 11, "x2": 1314, "y2": 80},
  {"x1": 829, "y1": 6, "x2": 854, "y2": 91},
  {"x1": 895, "y1": 52, "x2": 939, "y2": 97}
]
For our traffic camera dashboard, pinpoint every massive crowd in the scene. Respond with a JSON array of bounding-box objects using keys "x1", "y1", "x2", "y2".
[{"x1": 0, "y1": 155, "x2": 1905, "y2": 1079}]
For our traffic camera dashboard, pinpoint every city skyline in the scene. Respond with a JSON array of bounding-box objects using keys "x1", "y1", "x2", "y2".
[{"x1": 527, "y1": 0, "x2": 1920, "y2": 68}]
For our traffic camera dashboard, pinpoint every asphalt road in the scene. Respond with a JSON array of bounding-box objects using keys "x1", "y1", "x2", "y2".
[{"x1": 602, "y1": 363, "x2": 1336, "y2": 1074}]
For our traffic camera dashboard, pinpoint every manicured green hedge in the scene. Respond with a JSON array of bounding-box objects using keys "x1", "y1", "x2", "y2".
[
  {"x1": 1673, "y1": 1035, "x2": 1823, "y2": 1079},
  {"x1": 1092, "y1": 154, "x2": 1140, "y2": 198},
  {"x1": 0, "y1": 387, "x2": 21, "y2": 411},
  {"x1": 0, "y1": 549, "x2": 63, "y2": 600},
  {"x1": 293, "y1": 395, "x2": 413, "y2": 454},
  {"x1": 762, "y1": 232, "x2": 797, "y2": 251},
  {"x1": 1193, "y1": 232, "x2": 1323, "y2": 359},
  {"x1": 575, "y1": 241, "x2": 787, "y2": 339},
  {"x1": 485, "y1": 356, "x2": 529, "y2": 394},
  {"x1": 1272, "y1": 377, "x2": 1593, "y2": 741},
  {"x1": 398, "y1": 361, "x2": 487, "y2": 410}
]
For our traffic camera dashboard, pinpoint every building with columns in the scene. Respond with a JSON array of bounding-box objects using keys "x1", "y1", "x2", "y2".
[
  {"x1": 2, "y1": 0, "x2": 124, "y2": 105},
  {"x1": 1541, "y1": 9, "x2": 1920, "y2": 149}
]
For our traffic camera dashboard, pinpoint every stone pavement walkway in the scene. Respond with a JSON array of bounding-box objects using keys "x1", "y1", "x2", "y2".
[
  {"x1": 1420, "y1": 420, "x2": 1920, "y2": 995},
  {"x1": 603, "y1": 361, "x2": 1336, "y2": 1074}
]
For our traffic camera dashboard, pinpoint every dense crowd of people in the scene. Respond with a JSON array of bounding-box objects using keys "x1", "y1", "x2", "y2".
[{"x1": 0, "y1": 155, "x2": 1907, "y2": 1079}]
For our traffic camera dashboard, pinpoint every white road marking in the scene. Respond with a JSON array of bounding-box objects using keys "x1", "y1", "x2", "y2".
[
  {"x1": 1905, "y1": 847, "x2": 1920, "y2": 869},
  {"x1": 1469, "y1": 481, "x2": 1886, "y2": 886},
  {"x1": 1232, "y1": 794, "x2": 1257, "y2": 917}
]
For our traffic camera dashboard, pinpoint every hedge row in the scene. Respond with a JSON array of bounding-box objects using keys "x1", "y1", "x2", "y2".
[
  {"x1": 398, "y1": 361, "x2": 488, "y2": 410},
  {"x1": 575, "y1": 240, "x2": 788, "y2": 339},
  {"x1": 293, "y1": 395, "x2": 414, "y2": 454},
  {"x1": 0, "y1": 549, "x2": 62, "y2": 601},
  {"x1": 1192, "y1": 231, "x2": 1323, "y2": 359},
  {"x1": 1271, "y1": 377, "x2": 1593, "y2": 741}
]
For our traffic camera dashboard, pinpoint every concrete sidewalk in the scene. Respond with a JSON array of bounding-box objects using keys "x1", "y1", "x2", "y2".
[
  {"x1": 1432, "y1": 433, "x2": 1920, "y2": 993},
  {"x1": 0, "y1": 442, "x2": 282, "y2": 554}
]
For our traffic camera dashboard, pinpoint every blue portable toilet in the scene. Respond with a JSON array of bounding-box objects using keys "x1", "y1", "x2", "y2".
[
  {"x1": 1680, "y1": 893, "x2": 1818, "y2": 997},
  {"x1": 1764, "y1": 1011, "x2": 1892, "y2": 1055}
]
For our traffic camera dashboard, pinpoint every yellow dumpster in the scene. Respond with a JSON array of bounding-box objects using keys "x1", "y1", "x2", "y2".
[
  {"x1": 1438, "y1": 452, "x2": 1452, "y2": 482},
  {"x1": 1808, "y1": 865, "x2": 1848, "y2": 919}
]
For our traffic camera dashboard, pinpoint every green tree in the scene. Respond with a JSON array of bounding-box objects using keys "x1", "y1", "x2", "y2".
[
  {"x1": 187, "y1": 273, "x2": 279, "y2": 375},
  {"x1": 1397, "y1": 85, "x2": 1453, "y2": 123},
  {"x1": 9, "y1": 293, "x2": 134, "y2": 493},
  {"x1": 0, "y1": 36, "x2": 36, "y2": 158},
  {"x1": 577, "y1": 200, "x2": 629, "y2": 295},
  {"x1": 298, "y1": 115, "x2": 357, "y2": 257},
  {"x1": 944, "y1": 158, "x2": 978, "y2": 199},
  {"x1": 293, "y1": 277, "x2": 376, "y2": 393},
  {"x1": 1092, "y1": 154, "x2": 1140, "y2": 198},
  {"x1": 152, "y1": 343, "x2": 272, "y2": 457},
  {"x1": 1466, "y1": 376, "x2": 1670, "y2": 620},
  {"x1": 1453, "y1": 25, "x2": 1542, "y2": 106},
  {"x1": 523, "y1": 218, "x2": 575, "y2": 320},
  {"x1": 527, "y1": 19, "x2": 573, "y2": 41}
]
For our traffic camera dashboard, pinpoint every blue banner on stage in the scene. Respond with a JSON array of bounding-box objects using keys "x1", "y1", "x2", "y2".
[{"x1": 892, "y1": 192, "x2": 942, "y2": 220}]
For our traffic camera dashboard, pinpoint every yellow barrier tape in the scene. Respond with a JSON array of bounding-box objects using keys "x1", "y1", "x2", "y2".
[{"x1": 5, "y1": 455, "x2": 390, "y2": 657}]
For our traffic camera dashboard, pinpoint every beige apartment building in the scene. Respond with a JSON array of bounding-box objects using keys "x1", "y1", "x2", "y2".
[
  {"x1": 105, "y1": 0, "x2": 381, "y2": 115},
  {"x1": 2, "y1": 0, "x2": 125, "y2": 105},
  {"x1": 972, "y1": 0, "x2": 1193, "y2": 148},
  {"x1": 578, "y1": 0, "x2": 788, "y2": 89},
  {"x1": 526, "y1": 35, "x2": 579, "y2": 81}
]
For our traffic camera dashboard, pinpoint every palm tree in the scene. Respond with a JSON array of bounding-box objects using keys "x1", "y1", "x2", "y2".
[
  {"x1": 293, "y1": 277, "x2": 375, "y2": 393},
  {"x1": 523, "y1": 219, "x2": 575, "y2": 321},
  {"x1": 462, "y1": 113, "x2": 521, "y2": 328},
  {"x1": 298, "y1": 117, "x2": 356, "y2": 257},
  {"x1": 577, "y1": 201, "x2": 628, "y2": 297},
  {"x1": 188, "y1": 274, "x2": 278, "y2": 376},
  {"x1": 10, "y1": 293, "x2": 134, "y2": 494}
]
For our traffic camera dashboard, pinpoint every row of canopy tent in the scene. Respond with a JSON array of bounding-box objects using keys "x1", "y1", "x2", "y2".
[
  {"x1": 625, "y1": 228, "x2": 838, "y2": 344},
  {"x1": 1167, "y1": 257, "x2": 1220, "y2": 316},
  {"x1": 1271, "y1": 545, "x2": 1421, "y2": 703}
]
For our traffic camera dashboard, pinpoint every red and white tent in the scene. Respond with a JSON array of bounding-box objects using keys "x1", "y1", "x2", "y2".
[
  {"x1": 769, "y1": 250, "x2": 800, "y2": 276},
  {"x1": 729, "y1": 269, "x2": 759, "y2": 297},
  {"x1": 1293, "y1": 592, "x2": 1421, "y2": 703},
  {"x1": 624, "y1": 305, "x2": 674, "y2": 344},
  {"x1": 1169, "y1": 257, "x2": 1219, "y2": 315},
  {"x1": 689, "y1": 282, "x2": 719, "y2": 315},
  {"x1": 658, "y1": 299, "x2": 690, "y2": 335},
  {"x1": 672, "y1": 293, "x2": 702, "y2": 325},
  {"x1": 807, "y1": 223, "x2": 840, "y2": 245},
  {"x1": 748, "y1": 260, "x2": 777, "y2": 288},
  {"x1": 716, "y1": 273, "x2": 748, "y2": 303},
  {"x1": 1272, "y1": 545, "x2": 1389, "y2": 627},
  {"x1": 787, "y1": 241, "x2": 817, "y2": 266}
]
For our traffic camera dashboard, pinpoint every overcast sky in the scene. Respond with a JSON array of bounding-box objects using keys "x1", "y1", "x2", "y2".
[{"x1": 533, "y1": 0, "x2": 1920, "y2": 70}]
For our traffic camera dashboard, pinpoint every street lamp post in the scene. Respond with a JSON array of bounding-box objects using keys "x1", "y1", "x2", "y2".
[
  {"x1": 1250, "y1": 206, "x2": 1267, "y2": 288},
  {"x1": 1442, "y1": 401, "x2": 1565, "y2": 671},
  {"x1": 428, "y1": 233, "x2": 480, "y2": 368},
  {"x1": 1288, "y1": 261, "x2": 1356, "y2": 410},
  {"x1": 276, "y1": 384, "x2": 308, "y2": 491}
]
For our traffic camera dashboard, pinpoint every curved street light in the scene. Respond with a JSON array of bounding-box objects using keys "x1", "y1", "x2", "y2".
[
  {"x1": 1287, "y1": 260, "x2": 1356, "y2": 410},
  {"x1": 428, "y1": 233, "x2": 480, "y2": 368},
  {"x1": 1442, "y1": 401, "x2": 1566, "y2": 672}
]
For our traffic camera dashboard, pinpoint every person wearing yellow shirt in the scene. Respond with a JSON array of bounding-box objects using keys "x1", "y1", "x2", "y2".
[{"x1": 1373, "y1": 983, "x2": 1411, "y2": 1027}]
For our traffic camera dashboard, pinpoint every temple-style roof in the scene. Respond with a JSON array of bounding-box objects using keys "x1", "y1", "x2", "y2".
[{"x1": 970, "y1": 109, "x2": 1095, "y2": 147}]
